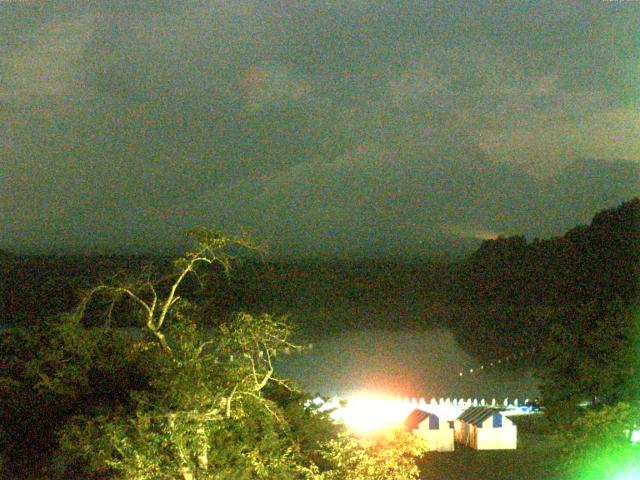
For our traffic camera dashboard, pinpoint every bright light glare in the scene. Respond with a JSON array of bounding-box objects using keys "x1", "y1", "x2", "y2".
[
  {"x1": 609, "y1": 470, "x2": 640, "y2": 480},
  {"x1": 327, "y1": 393, "x2": 536, "y2": 433},
  {"x1": 330, "y1": 393, "x2": 415, "y2": 433}
]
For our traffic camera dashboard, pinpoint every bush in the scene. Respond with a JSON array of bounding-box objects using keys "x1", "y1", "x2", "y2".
[{"x1": 560, "y1": 402, "x2": 640, "y2": 480}]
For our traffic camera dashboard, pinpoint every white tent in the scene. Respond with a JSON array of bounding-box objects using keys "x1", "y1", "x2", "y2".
[
  {"x1": 454, "y1": 407, "x2": 517, "y2": 450},
  {"x1": 405, "y1": 409, "x2": 454, "y2": 452}
]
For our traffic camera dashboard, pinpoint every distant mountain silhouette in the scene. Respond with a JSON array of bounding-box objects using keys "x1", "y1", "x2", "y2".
[
  {"x1": 6, "y1": 146, "x2": 634, "y2": 257},
  {"x1": 187, "y1": 143, "x2": 639, "y2": 258}
]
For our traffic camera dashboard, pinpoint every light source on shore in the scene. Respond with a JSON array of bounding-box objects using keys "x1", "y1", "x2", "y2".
[{"x1": 330, "y1": 392, "x2": 414, "y2": 433}]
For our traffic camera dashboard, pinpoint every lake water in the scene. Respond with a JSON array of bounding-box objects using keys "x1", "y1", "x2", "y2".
[{"x1": 276, "y1": 327, "x2": 539, "y2": 402}]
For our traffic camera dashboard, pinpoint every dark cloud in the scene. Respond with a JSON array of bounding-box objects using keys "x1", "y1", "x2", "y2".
[{"x1": 1, "y1": 1, "x2": 638, "y2": 254}]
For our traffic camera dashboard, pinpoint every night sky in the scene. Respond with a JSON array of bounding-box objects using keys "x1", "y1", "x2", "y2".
[{"x1": 1, "y1": 1, "x2": 638, "y2": 255}]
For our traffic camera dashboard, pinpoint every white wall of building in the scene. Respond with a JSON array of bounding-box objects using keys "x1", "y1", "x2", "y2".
[
  {"x1": 414, "y1": 418, "x2": 455, "y2": 452},
  {"x1": 454, "y1": 414, "x2": 517, "y2": 450}
]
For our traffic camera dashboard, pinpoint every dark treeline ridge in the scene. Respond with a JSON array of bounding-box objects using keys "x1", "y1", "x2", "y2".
[
  {"x1": 1, "y1": 197, "x2": 638, "y2": 360},
  {"x1": 450, "y1": 197, "x2": 639, "y2": 361},
  {"x1": 0, "y1": 253, "x2": 174, "y2": 326},
  {"x1": 0, "y1": 250, "x2": 456, "y2": 330},
  {"x1": 0, "y1": 198, "x2": 638, "y2": 478}
]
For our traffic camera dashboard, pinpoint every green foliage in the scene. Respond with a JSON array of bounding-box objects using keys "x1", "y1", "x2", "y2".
[
  {"x1": 51, "y1": 309, "x2": 307, "y2": 479},
  {"x1": 0, "y1": 315, "x2": 152, "y2": 477},
  {"x1": 313, "y1": 430, "x2": 427, "y2": 480},
  {"x1": 540, "y1": 301, "x2": 640, "y2": 425},
  {"x1": 452, "y1": 197, "x2": 639, "y2": 360},
  {"x1": 559, "y1": 402, "x2": 640, "y2": 480},
  {"x1": 1, "y1": 230, "x2": 428, "y2": 479}
]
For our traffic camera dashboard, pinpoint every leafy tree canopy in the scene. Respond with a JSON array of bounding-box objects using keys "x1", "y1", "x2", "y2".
[{"x1": 0, "y1": 229, "x2": 427, "y2": 479}]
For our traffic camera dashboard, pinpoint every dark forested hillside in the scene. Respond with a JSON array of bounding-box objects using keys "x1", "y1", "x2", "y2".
[
  {"x1": 2, "y1": 198, "x2": 638, "y2": 363},
  {"x1": 0, "y1": 254, "x2": 175, "y2": 326},
  {"x1": 0, "y1": 252, "x2": 452, "y2": 329},
  {"x1": 451, "y1": 197, "x2": 639, "y2": 360}
]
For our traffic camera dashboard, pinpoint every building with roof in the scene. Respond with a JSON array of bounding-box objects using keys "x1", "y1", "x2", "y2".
[
  {"x1": 454, "y1": 407, "x2": 517, "y2": 450},
  {"x1": 404, "y1": 409, "x2": 455, "y2": 452}
]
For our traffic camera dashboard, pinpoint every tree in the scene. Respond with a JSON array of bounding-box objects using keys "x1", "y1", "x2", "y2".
[
  {"x1": 539, "y1": 300, "x2": 640, "y2": 425},
  {"x1": 312, "y1": 430, "x2": 426, "y2": 480},
  {"x1": 559, "y1": 402, "x2": 640, "y2": 480},
  {"x1": 74, "y1": 228, "x2": 260, "y2": 354},
  {"x1": 452, "y1": 198, "x2": 639, "y2": 363},
  {"x1": 54, "y1": 312, "x2": 311, "y2": 479},
  {"x1": 41, "y1": 229, "x2": 309, "y2": 479},
  {"x1": 1, "y1": 229, "x2": 428, "y2": 479}
]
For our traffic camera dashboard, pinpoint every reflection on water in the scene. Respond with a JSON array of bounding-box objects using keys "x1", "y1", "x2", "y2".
[{"x1": 275, "y1": 328, "x2": 539, "y2": 400}]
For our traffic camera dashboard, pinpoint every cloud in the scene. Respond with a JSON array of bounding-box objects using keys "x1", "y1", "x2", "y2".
[
  {"x1": 0, "y1": 12, "x2": 96, "y2": 100},
  {"x1": 0, "y1": 0, "x2": 638, "y2": 253},
  {"x1": 240, "y1": 63, "x2": 313, "y2": 112},
  {"x1": 477, "y1": 103, "x2": 640, "y2": 176}
]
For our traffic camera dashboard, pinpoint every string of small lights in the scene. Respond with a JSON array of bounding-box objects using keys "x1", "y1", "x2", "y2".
[{"x1": 457, "y1": 347, "x2": 539, "y2": 377}]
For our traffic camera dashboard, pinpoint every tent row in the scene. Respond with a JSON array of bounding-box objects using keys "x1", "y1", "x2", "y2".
[
  {"x1": 405, "y1": 406, "x2": 517, "y2": 451},
  {"x1": 399, "y1": 397, "x2": 528, "y2": 408}
]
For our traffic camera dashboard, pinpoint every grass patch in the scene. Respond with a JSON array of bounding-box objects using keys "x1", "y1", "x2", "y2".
[
  {"x1": 418, "y1": 432, "x2": 562, "y2": 480},
  {"x1": 509, "y1": 413, "x2": 555, "y2": 435}
]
